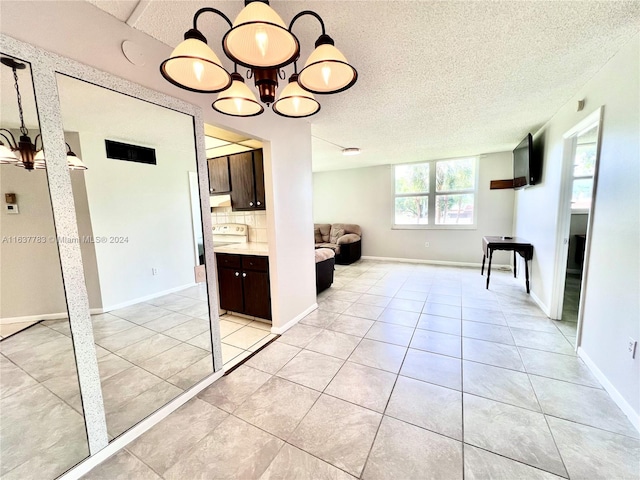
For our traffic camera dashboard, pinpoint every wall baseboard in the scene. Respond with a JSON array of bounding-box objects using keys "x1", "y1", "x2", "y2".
[
  {"x1": 1, "y1": 284, "x2": 198, "y2": 324},
  {"x1": 271, "y1": 303, "x2": 318, "y2": 335},
  {"x1": 360, "y1": 256, "x2": 511, "y2": 270},
  {"x1": 530, "y1": 291, "x2": 552, "y2": 318},
  {"x1": 101, "y1": 282, "x2": 197, "y2": 312},
  {"x1": 60, "y1": 368, "x2": 224, "y2": 480},
  {"x1": 578, "y1": 347, "x2": 640, "y2": 434},
  {"x1": 0, "y1": 312, "x2": 69, "y2": 325}
]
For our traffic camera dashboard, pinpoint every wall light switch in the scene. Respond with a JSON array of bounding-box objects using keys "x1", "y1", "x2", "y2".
[{"x1": 6, "y1": 204, "x2": 19, "y2": 214}]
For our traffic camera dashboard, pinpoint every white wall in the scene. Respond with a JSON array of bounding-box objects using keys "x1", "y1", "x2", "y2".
[
  {"x1": 313, "y1": 151, "x2": 515, "y2": 265},
  {"x1": 513, "y1": 35, "x2": 639, "y2": 419},
  {"x1": 0, "y1": 164, "x2": 67, "y2": 319},
  {"x1": 0, "y1": 1, "x2": 316, "y2": 330},
  {"x1": 70, "y1": 115, "x2": 199, "y2": 310}
]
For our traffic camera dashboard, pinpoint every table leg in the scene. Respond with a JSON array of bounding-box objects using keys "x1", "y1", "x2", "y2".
[
  {"x1": 525, "y1": 258, "x2": 530, "y2": 294},
  {"x1": 486, "y1": 250, "x2": 493, "y2": 289},
  {"x1": 481, "y1": 254, "x2": 486, "y2": 275},
  {"x1": 513, "y1": 251, "x2": 517, "y2": 278}
]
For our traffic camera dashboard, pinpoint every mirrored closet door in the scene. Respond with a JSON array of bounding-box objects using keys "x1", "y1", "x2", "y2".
[
  {"x1": 0, "y1": 54, "x2": 90, "y2": 479},
  {"x1": 55, "y1": 74, "x2": 215, "y2": 440}
]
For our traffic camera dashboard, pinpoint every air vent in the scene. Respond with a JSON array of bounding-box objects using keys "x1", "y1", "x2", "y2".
[{"x1": 105, "y1": 140, "x2": 156, "y2": 165}]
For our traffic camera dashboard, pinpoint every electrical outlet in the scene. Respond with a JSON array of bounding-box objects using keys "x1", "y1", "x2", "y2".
[
  {"x1": 628, "y1": 338, "x2": 637, "y2": 359},
  {"x1": 424, "y1": 242, "x2": 430, "y2": 248},
  {"x1": 152, "y1": 268, "x2": 158, "y2": 276}
]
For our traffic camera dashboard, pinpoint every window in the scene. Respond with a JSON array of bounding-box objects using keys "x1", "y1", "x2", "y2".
[
  {"x1": 394, "y1": 157, "x2": 477, "y2": 228},
  {"x1": 571, "y1": 125, "x2": 597, "y2": 212}
]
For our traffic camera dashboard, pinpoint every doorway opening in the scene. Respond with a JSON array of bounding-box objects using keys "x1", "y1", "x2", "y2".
[{"x1": 551, "y1": 107, "x2": 603, "y2": 348}]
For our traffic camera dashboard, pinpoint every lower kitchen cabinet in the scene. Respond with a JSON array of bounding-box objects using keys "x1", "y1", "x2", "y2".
[{"x1": 216, "y1": 253, "x2": 271, "y2": 320}]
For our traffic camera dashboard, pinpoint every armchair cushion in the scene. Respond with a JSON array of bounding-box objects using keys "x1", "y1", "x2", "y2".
[
  {"x1": 318, "y1": 224, "x2": 331, "y2": 243},
  {"x1": 329, "y1": 226, "x2": 345, "y2": 244},
  {"x1": 337, "y1": 233, "x2": 360, "y2": 245},
  {"x1": 313, "y1": 227, "x2": 323, "y2": 243}
]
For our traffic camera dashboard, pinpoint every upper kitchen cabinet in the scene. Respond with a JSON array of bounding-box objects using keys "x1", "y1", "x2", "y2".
[
  {"x1": 229, "y1": 149, "x2": 266, "y2": 211},
  {"x1": 208, "y1": 156, "x2": 231, "y2": 194}
]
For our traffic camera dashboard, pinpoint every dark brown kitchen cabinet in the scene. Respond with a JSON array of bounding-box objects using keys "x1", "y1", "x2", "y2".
[
  {"x1": 228, "y1": 149, "x2": 265, "y2": 211},
  {"x1": 217, "y1": 266, "x2": 243, "y2": 313},
  {"x1": 216, "y1": 253, "x2": 271, "y2": 320},
  {"x1": 208, "y1": 156, "x2": 231, "y2": 194}
]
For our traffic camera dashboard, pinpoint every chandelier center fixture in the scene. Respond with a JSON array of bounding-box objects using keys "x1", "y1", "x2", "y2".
[{"x1": 159, "y1": 0, "x2": 358, "y2": 118}]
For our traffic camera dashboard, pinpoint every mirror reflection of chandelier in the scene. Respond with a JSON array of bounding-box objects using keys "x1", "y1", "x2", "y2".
[
  {"x1": 0, "y1": 57, "x2": 87, "y2": 171},
  {"x1": 159, "y1": 1, "x2": 357, "y2": 118}
]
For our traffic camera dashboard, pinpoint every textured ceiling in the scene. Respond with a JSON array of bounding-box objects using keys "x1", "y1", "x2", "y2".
[{"x1": 78, "y1": 1, "x2": 640, "y2": 170}]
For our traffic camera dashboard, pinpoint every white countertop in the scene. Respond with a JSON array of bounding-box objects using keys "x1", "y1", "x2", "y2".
[{"x1": 214, "y1": 242, "x2": 269, "y2": 256}]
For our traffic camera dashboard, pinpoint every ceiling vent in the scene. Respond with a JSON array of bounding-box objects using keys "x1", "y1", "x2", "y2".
[{"x1": 105, "y1": 140, "x2": 156, "y2": 165}]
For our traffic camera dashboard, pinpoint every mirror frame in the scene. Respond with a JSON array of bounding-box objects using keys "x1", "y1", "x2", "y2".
[{"x1": 0, "y1": 33, "x2": 223, "y2": 462}]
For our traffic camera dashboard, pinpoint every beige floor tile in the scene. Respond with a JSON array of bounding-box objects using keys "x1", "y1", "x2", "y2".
[
  {"x1": 245, "y1": 342, "x2": 301, "y2": 374},
  {"x1": 463, "y1": 394, "x2": 566, "y2": 477},
  {"x1": 198, "y1": 365, "x2": 271, "y2": 412},
  {"x1": 463, "y1": 360, "x2": 541, "y2": 412},
  {"x1": 325, "y1": 361, "x2": 396, "y2": 413},
  {"x1": 235, "y1": 376, "x2": 320, "y2": 439},
  {"x1": 276, "y1": 350, "x2": 344, "y2": 391},
  {"x1": 127, "y1": 398, "x2": 227, "y2": 474},
  {"x1": 387, "y1": 375, "x2": 462, "y2": 440},
  {"x1": 410, "y1": 329, "x2": 461, "y2": 358},
  {"x1": 363, "y1": 416, "x2": 462, "y2": 480},
  {"x1": 164, "y1": 416, "x2": 282, "y2": 479},
  {"x1": 221, "y1": 343, "x2": 245, "y2": 364},
  {"x1": 305, "y1": 329, "x2": 361, "y2": 360},
  {"x1": 401, "y1": 348, "x2": 462, "y2": 390},
  {"x1": 348, "y1": 339, "x2": 407, "y2": 373},
  {"x1": 547, "y1": 416, "x2": 640, "y2": 479},
  {"x1": 464, "y1": 444, "x2": 562, "y2": 480},
  {"x1": 116, "y1": 333, "x2": 180, "y2": 364},
  {"x1": 326, "y1": 314, "x2": 375, "y2": 337},
  {"x1": 82, "y1": 451, "x2": 159, "y2": 480},
  {"x1": 223, "y1": 326, "x2": 271, "y2": 350},
  {"x1": 259, "y1": 444, "x2": 355, "y2": 480},
  {"x1": 289, "y1": 395, "x2": 381, "y2": 477},
  {"x1": 365, "y1": 322, "x2": 414, "y2": 346}
]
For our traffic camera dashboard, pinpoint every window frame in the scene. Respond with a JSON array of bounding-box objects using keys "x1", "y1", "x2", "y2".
[
  {"x1": 570, "y1": 141, "x2": 597, "y2": 214},
  {"x1": 392, "y1": 157, "x2": 479, "y2": 230}
]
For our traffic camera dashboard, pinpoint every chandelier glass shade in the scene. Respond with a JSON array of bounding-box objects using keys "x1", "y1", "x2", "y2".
[
  {"x1": 0, "y1": 140, "x2": 20, "y2": 164},
  {"x1": 272, "y1": 74, "x2": 320, "y2": 118},
  {"x1": 32, "y1": 142, "x2": 88, "y2": 170},
  {"x1": 298, "y1": 37, "x2": 358, "y2": 94},
  {"x1": 160, "y1": 34, "x2": 232, "y2": 93},
  {"x1": 223, "y1": 1, "x2": 299, "y2": 69},
  {"x1": 212, "y1": 72, "x2": 264, "y2": 117},
  {"x1": 159, "y1": 2, "x2": 357, "y2": 118}
]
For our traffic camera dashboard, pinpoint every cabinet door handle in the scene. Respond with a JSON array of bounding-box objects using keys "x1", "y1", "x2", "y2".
[
  {"x1": 249, "y1": 202, "x2": 254, "y2": 206},
  {"x1": 242, "y1": 273, "x2": 247, "y2": 278},
  {"x1": 257, "y1": 201, "x2": 261, "y2": 206},
  {"x1": 235, "y1": 272, "x2": 240, "y2": 277}
]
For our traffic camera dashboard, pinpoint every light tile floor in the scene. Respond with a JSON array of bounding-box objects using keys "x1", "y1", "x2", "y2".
[
  {"x1": 2, "y1": 285, "x2": 212, "y2": 479},
  {"x1": 82, "y1": 260, "x2": 638, "y2": 479}
]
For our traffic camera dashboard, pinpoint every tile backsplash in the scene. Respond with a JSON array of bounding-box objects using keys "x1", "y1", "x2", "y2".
[{"x1": 211, "y1": 206, "x2": 268, "y2": 243}]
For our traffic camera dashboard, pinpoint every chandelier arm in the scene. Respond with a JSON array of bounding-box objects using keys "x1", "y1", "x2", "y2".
[
  {"x1": 193, "y1": 7, "x2": 233, "y2": 30},
  {"x1": 288, "y1": 10, "x2": 326, "y2": 36},
  {"x1": 0, "y1": 129, "x2": 17, "y2": 148}
]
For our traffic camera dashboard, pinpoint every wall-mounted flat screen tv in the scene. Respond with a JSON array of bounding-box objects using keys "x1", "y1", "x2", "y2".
[{"x1": 513, "y1": 133, "x2": 535, "y2": 189}]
